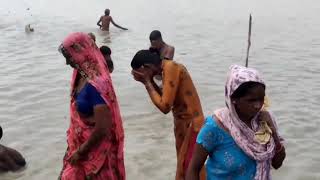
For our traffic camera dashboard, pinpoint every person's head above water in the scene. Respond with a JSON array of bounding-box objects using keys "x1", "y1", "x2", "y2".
[
  {"x1": 100, "y1": 46, "x2": 114, "y2": 73},
  {"x1": 131, "y1": 50, "x2": 161, "y2": 69},
  {"x1": 105, "y1": 9, "x2": 110, "y2": 16},
  {"x1": 226, "y1": 65, "x2": 266, "y2": 120},
  {"x1": 231, "y1": 81, "x2": 265, "y2": 120},
  {"x1": 149, "y1": 30, "x2": 164, "y2": 50},
  {"x1": 58, "y1": 32, "x2": 112, "y2": 79},
  {"x1": 100, "y1": 46, "x2": 111, "y2": 56},
  {"x1": 131, "y1": 49, "x2": 163, "y2": 76},
  {"x1": 149, "y1": 30, "x2": 162, "y2": 41}
]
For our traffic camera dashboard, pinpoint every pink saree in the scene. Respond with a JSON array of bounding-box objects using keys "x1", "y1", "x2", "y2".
[{"x1": 59, "y1": 32, "x2": 125, "y2": 180}]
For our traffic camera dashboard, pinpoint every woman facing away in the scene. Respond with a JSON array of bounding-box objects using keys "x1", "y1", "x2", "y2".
[
  {"x1": 58, "y1": 32, "x2": 125, "y2": 180},
  {"x1": 187, "y1": 65, "x2": 286, "y2": 180}
]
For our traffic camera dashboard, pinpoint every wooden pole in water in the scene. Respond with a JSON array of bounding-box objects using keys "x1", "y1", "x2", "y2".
[{"x1": 245, "y1": 14, "x2": 252, "y2": 67}]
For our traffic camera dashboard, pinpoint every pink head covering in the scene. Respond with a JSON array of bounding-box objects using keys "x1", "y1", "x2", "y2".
[
  {"x1": 59, "y1": 32, "x2": 124, "y2": 179},
  {"x1": 61, "y1": 32, "x2": 123, "y2": 139},
  {"x1": 215, "y1": 65, "x2": 277, "y2": 180}
]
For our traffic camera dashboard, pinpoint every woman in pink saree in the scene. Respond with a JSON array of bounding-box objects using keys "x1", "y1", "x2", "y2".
[{"x1": 58, "y1": 32, "x2": 125, "y2": 180}]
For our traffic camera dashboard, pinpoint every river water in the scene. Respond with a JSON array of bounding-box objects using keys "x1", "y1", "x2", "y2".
[{"x1": 0, "y1": 0, "x2": 319, "y2": 179}]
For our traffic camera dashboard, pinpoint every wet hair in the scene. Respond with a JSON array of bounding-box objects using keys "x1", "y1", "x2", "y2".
[
  {"x1": 149, "y1": 30, "x2": 162, "y2": 41},
  {"x1": 131, "y1": 49, "x2": 161, "y2": 69},
  {"x1": 100, "y1": 46, "x2": 111, "y2": 55},
  {"x1": 0, "y1": 125, "x2": 2, "y2": 139},
  {"x1": 100, "y1": 46, "x2": 113, "y2": 71},
  {"x1": 231, "y1": 81, "x2": 265, "y2": 99},
  {"x1": 106, "y1": 59, "x2": 114, "y2": 71},
  {"x1": 149, "y1": 47, "x2": 161, "y2": 56},
  {"x1": 105, "y1": 9, "x2": 110, "y2": 16}
]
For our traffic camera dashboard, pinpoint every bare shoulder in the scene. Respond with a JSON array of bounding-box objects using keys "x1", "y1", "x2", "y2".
[
  {"x1": 164, "y1": 44, "x2": 174, "y2": 51},
  {"x1": 102, "y1": 15, "x2": 111, "y2": 20}
]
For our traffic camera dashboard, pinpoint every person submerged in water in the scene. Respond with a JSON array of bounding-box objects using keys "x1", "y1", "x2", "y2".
[
  {"x1": 25, "y1": 24, "x2": 34, "y2": 33},
  {"x1": 100, "y1": 46, "x2": 114, "y2": 73},
  {"x1": 97, "y1": 9, "x2": 128, "y2": 31},
  {"x1": 149, "y1": 30, "x2": 174, "y2": 60},
  {"x1": 0, "y1": 125, "x2": 26, "y2": 172},
  {"x1": 131, "y1": 50, "x2": 205, "y2": 180}
]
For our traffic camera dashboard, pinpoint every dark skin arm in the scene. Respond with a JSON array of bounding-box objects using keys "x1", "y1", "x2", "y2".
[
  {"x1": 110, "y1": 17, "x2": 128, "y2": 30},
  {"x1": 259, "y1": 111, "x2": 286, "y2": 169},
  {"x1": 270, "y1": 130, "x2": 286, "y2": 169},
  {"x1": 68, "y1": 105, "x2": 112, "y2": 165},
  {"x1": 186, "y1": 144, "x2": 208, "y2": 180},
  {"x1": 132, "y1": 64, "x2": 179, "y2": 114},
  {"x1": 97, "y1": 16, "x2": 102, "y2": 29},
  {"x1": 150, "y1": 78, "x2": 162, "y2": 95}
]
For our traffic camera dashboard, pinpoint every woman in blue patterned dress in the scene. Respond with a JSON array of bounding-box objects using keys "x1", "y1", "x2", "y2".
[{"x1": 186, "y1": 65, "x2": 286, "y2": 180}]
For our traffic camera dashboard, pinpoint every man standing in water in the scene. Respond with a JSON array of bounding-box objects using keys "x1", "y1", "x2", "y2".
[
  {"x1": 97, "y1": 9, "x2": 128, "y2": 31},
  {"x1": 131, "y1": 50, "x2": 205, "y2": 180},
  {"x1": 149, "y1": 30, "x2": 175, "y2": 60}
]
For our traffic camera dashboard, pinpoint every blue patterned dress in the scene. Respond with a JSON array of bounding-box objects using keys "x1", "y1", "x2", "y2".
[{"x1": 197, "y1": 116, "x2": 257, "y2": 180}]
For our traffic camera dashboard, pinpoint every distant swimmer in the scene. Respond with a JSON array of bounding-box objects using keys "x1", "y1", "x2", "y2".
[
  {"x1": 25, "y1": 24, "x2": 34, "y2": 33},
  {"x1": 149, "y1": 30, "x2": 175, "y2": 60},
  {"x1": 0, "y1": 126, "x2": 26, "y2": 172},
  {"x1": 97, "y1": 9, "x2": 128, "y2": 31}
]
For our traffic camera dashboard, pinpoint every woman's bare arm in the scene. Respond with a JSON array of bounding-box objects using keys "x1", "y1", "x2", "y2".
[
  {"x1": 186, "y1": 144, "x2": 208, "y2": 180},
  {"x1": 78, "y1": 105, "x2": 112, "y2": 155}
]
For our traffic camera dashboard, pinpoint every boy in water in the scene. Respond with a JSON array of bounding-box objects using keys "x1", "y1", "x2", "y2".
[
  {"x1": 149, "y1": 30, "x2": 174, "y2": 60},
  {"x1": 100, "y1": 46, "x2": 114, "y2": 73},
  {"x1": 97, "y1": 9, "x2": 128, "y2": 31}
]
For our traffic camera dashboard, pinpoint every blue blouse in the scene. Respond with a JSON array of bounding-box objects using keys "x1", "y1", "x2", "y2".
[
  {"x1": 197, "y1": 116, "x2": 256, "y2": 180},
  {"x1": 76, "y1": 83, "x2": 106, "y2": 117}
]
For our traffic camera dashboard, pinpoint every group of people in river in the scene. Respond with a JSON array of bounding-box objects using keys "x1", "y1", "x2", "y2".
[{"x1": 0, "y1": 8, "x2": 286, "y2": 180}]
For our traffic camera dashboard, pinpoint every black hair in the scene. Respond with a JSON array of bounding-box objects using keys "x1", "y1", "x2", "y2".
[
  {"x1": 231, "y1": 81, "x2": 265, "y2": 99},
  {"x1": 131, "y1": 49, "x2": 161, "y2": 69},
  {"x1": 149, "y1": 47, "x2": 161, "y2": 56},
  {"x1": 149, "y1": 30, "x2": 162, "y2": 41},
  {"x1": 0, "y1": 125, "x2": 2, "y2": 139},
  {"x1": 106, "y1": 59, "x2": 114, "y2": 71},
  {"x1": 105, "y1": 9, "x2": 110, "y2": 15},
  {"x1": 100, "y1": 46, "x2": 111, "y2": 55},
  {"x1": 58, "y1": 44, "x2": 71, "y2": 59}
]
